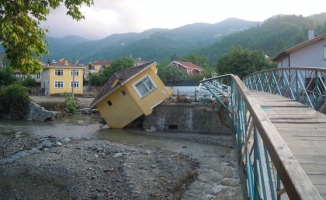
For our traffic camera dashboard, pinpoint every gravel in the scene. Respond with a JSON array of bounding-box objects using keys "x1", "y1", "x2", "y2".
[{"x1": 0, "y1": 134, "x2": 199, "y2": 200}]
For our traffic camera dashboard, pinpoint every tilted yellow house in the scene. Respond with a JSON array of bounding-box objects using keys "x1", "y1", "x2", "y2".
[
  {"x1": 41, "y1": 59, "x2": 85, "y2": 95},
  {"x1": 89, "y1": 61, "x2": 173, "y2": 128}
]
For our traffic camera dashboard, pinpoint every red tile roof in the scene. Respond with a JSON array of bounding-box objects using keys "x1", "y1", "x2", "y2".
[
  {"x1": 89, "y1": 61, "x2": 156, "y2": 108},
  {"x1": 91, "y1": 61, "x2": 112, "y2": 65},
  {"x1": 51, "y1": 60, "x2": 75, "y2": 66},
  {"x1": 173, "y1": 61, "x2": 203, "y2": 71}
]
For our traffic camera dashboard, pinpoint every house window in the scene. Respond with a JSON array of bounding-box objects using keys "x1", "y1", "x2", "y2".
[
  {"x1": 324, "y1": 46, "x2": 326, "y2": 60},
  {"x1": 70, "y1": 69, "x2": 79, "y2": 76},
  {"x1": 37, "y1": 74, "x2": 41, "y2": 79},
  {"x1": 107, "y1": 100, "x2": 112, "y2": 107},
  {"x1": 120, "y1": 90, "x2": 126, "y2": 97},
  {"x1": 70, "y1": 81, "x2": 80, "y2": 88},
  {"x1": 55, "y1": 69, "x2": 64, "y2": 76},
  {"x1": 21, "y1": 75, "x2": 26, "y2": 80},
  {"x1": 41, "y1": 82, "x2": 44, "y2": 88},
  {"x1": 54, "y1": 81, "x2": 64, "y2": 88},
  {"x1": 133, "y1": 75, "x2": 156, "y2": 97}
]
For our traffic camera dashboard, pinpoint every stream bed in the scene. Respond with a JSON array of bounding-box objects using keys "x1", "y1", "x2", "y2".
[{"x1": 0, "y1": 115, "x2": 242, "y2": 200}]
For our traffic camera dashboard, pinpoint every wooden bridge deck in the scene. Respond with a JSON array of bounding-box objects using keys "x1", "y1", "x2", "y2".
[{"x1": 251, "y1": 91, "x2": 326, "y2": 199}]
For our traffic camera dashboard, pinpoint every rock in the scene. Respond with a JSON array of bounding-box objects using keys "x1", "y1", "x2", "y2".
[
  {"x1": 25, "y1": 101, "x2": 59, "y2": 121},
  {"x1": 182, "y1": 146, "x2": 187, "y2": 149},
  {"x1": 113, "y1": 153, "x2": 122, "y2": 158},
  {"x1": 151, "y1": 165, "x2": 156, "y2": 169},
  {"x1": 143, "y1": 150, "x2": 151, "y2": 155},
  {"x1": 101, "y1": 124, "x2": 110, "y2": 129},
  {"x1": 91, "y1": 176, "x2": 97, "y2": 180},
  {"x1": 220, "y1": 178, "x2": 239, "y2": 187},
  {"x1": 96, "y1": 147, "x2": 103, "y2": 152},
  {"x1": 56, "y1": 142, "x2": 62, "y2": 146},
  {"x1": 61, "y1": 138, "x2": 71, "y2": 143}
]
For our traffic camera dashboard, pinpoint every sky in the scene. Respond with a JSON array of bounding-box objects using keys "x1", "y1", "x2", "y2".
[{"x1": 41, "y1": 0, "x2": 326, "y2": 40}]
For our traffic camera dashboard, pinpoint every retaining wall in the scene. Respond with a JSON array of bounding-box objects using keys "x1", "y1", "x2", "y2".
[{"x1": 143, "y1": 103, "x2": 231, "y2": 134}]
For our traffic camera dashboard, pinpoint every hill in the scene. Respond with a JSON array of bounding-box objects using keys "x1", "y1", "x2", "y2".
[
  {"x1": 78, "y1": 18, "x2": 259, "y2": 63},
  {"x1": 194, "y1": 15, "x2": 326, "y2": 63},
  {"x1": 308, "y1": 12, "x2": 326, "y2": 24},
  {"x1": 49, "y1": 28, "x2": 168, "y2": 63}
]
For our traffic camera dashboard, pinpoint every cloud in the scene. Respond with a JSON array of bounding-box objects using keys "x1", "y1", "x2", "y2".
[{"x1": 40, "y1": 0, "x2": 326, "y2": 40}]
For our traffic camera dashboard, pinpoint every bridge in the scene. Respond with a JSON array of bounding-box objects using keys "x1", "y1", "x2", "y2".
[{"x1": 198, "y1": 67, "x2": 326, "y2": 200}]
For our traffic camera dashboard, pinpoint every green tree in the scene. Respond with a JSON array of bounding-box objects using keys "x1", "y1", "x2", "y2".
[
  {"x1": 170, "y1": 53, "x2": 179, "y2": 61},
  {"x1": 294, "y1": 32, "x2": 307, "y2": 44},
  {"x1": 89, "y1": 57, "x2": 135, "y2": 86},
  {"x1": 0, "y1": 67, "x2": 17, "y2": 86},
  {"x1": 22, "y1": 76, "x2": 36, "y2": 88},
  {"x1": 0, "y1": 0, "x2": 93, "y2": 74},
  {"x1": 157, "y1": 66, "x2": 189, "y2": 86},
  {"x1": 214, "y1": 46, "x2": 276, "y2": 79}
]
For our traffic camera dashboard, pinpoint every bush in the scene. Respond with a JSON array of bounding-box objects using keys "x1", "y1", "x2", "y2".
[
  {"x1": 0, "y1": 67, "x2": 17, "y2": 86},
  {"x1": 22, "y1": 76, "x2": 36, "y2": 88},
  {"x1": 0, "y1": 84, "x2": 30, "y2": 120},
  {"x1": 60, "y1": 92, "x2": 77, "y2": 113}
]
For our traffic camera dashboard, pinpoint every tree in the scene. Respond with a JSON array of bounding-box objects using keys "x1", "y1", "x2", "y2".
[
  {"x1": 214, "y1": 46, "x2": 276, "y2": 79},
  {"x1": 0, "y1": 0, "x2": 93, "y2": 74},
  {"x1": 294, "y1": 32, "x2": 307, "y2": 44},
  {"x1": 0, "y1": 66, "x2": 17, "y2": 86},
  {"x1": 89, "y1": 57, "x2": 135, "y2": 86},
  {"x1": 170, "y1": 53, "x2": 179, "y2": 61},
  {"x1": 157, "y1": 66, "x2": 188, "y2": 86}
]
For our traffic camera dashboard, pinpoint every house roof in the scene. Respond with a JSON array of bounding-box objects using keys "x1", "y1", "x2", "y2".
[
  {"x1": 273, "y1": 33, "x2": 326, "y2": 61},
  {"x1": 91, "y1": 61, "x2": 112, "y2": 65},
  {"x1": 172, "y1": 61, "x2": 204, "y2": 71},
  {"x1": 50, "y1": 60, "x2": 75, "y2": 66},
  {"x1": 89, "y1": 61, "x2": 156, "y2": 109}
]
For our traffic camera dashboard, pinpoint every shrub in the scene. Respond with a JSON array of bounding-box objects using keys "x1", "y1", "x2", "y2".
[
  {"x1": 60, "y1": 92, "x2": 77, "y2": 113},
  {"x1": 0, "y1": 84, "x2": 30, "y2": 120},
  {"x1": 0, "y1": 67, "x2": 17, "y2": 86},
  {"x1": 22, "y1": 76, "x2": 36, "y2": 88}
]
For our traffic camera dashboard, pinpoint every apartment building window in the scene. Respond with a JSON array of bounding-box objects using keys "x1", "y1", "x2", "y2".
[
  {"x1": 70, "y1": 69, "x2": 79, "y2": 76},
  {"x1": 54, "y1": 81, "x2": 64, "y2": 88},
  {"x1": 133, "y1": 75, "x2": 156, "y2": 97},
  {"x1": 37, "y1": 74, "x2": 41, "y2": 79},
  {"x1": 55, "y1": 69, "x2": 64, "y2": 76},
  {"x1": 70, "y1": 81, "x2": 80, "y2": 88}
]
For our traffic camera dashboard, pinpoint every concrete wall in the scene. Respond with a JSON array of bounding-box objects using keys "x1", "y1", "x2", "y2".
[
  {"x1": 290, "y1": 39, "x2": 326, "y2": 68},
  {"x1": 165, "y1": 86, "x2": 198, "y2": 95},
  {"x1": 143, "y1": 103, "x2": 231, "y2": 134}
]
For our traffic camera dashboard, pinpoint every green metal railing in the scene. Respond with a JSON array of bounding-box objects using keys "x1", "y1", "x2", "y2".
[
  {"x1": 198, "y1": 74, "x2": 322, "y2": 200},
  {"x1": 243, "y1": 67, "x2": 326, "y2": 114}
]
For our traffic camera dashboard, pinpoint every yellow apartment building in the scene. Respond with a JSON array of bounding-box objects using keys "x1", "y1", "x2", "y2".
[
  {"x1": 41, "y1": 59, "x2": 85, "y2": 95},
  {"x1": 89, "y1": 61, "x2": 173, "y2": 128}
]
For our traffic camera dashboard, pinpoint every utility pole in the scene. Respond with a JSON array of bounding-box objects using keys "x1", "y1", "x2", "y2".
[{"x1": 72, "y1": 56, "x2": 77, "y2": 98}]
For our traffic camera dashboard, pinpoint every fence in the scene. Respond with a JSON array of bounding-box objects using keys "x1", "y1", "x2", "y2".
[{"x1": 199, "y1": 74, "x2": 322, "y2": 200}]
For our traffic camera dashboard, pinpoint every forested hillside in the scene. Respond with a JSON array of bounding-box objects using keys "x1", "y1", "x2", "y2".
[
  {"x1": 194, "y1": 15, "x2": 326, "y2": 63},
  {"x1": 48, "y1": 28, "x2": 167, "y2": 63},
  {"x1": 79, "y1": 18, "x2": 259, "y2": 63}
]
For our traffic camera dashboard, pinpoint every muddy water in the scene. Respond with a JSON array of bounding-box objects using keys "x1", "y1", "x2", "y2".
[
  {"x1": 0, "y1": 115, "x2": 101, "y2": 137},
  {"x1": 0, "y1": 116, "x2": 242, "y2": 199}
]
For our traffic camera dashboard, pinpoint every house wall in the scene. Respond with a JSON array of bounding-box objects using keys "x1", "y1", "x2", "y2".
[
  {"x1": 96, "y1": 85, "x2": 144, "y2": 128},
  {"x1": 125, "y1": 65, "x2": 171, "y2": 116},
  {"x1": 290, "y1": 39, "x2": 326, "y2": 68},
  {"x1": 96, "y1": 64, "x2": 171, "y2": 128},
  {"x1": 277, "y1": 56, "x2": 289, "y2": 68},
  {"x1": 45, "y1": 68, "x2": 84, "y2": 95}
]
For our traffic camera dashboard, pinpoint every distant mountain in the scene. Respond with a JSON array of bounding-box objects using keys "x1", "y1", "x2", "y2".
[
  {"x1": 44, "y1": 35, "x2": 89, "y2": 56},
  {"x1": 49, "y1": 28, "x2": 168, "y2": 63},
  {"x1": 78, "y1": 18, "x2": 259, "y2": 63},
  {"x1": 194, "y1": 15, "x2": 325, "y2": 63}
]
